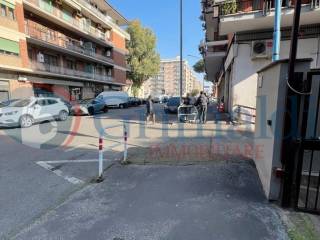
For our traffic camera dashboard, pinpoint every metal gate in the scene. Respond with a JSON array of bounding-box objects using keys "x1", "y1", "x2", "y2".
[{"x1": 282, "y1": 70, "x2": 320, "y2": 214}]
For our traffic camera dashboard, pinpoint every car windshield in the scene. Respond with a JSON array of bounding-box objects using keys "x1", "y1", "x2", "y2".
[
  {"x1": 168, "y1": 97, "x2": 180, "y2": 105},
  {"x1": 9, "y1": 99, "x2": 31, "y2": 107}
]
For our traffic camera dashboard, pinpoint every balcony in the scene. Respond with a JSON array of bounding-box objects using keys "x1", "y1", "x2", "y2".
[
  {"x1": 77, "y1": 0, "x2": 130, "y2": 40},
  {"x1": 30, "y1": 60, "x2": 114, "y2": 83},
  {"x1": 200, "y1": 37, "x2": 228, "y2": 82},
  {"x1": 23, "y1": 0, "x2": 114, "y2": 47},
  {"x1": 216, "y1": 0, "x2": 320, "y2": 34},
  {"x1": 25, "y1": 21, "x2": 114, "y2": 66}
]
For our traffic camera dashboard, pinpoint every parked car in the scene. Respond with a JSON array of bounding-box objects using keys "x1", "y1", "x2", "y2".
[
  {"x1": 96, "y1": 91, "x2": 129, "y2": 109},
  {"x1": 0, "y1": 99, "x2": 19, "y2": 108},
  {"x1": 152, "y1": 97, "x2": 160, "y2": 103},
  {"x1": 128, "y1": 97, "x2": 141, "y2": 106},
  {"x1": 0, "y1": 97, "x2": 69, "y2": 128},
  {"x1": 164, "y1": 97, "x2": 181, "y2": 113},
  {"x1": 161, "y1": 96, "x2": 169, "y2": 104},
  {"x1": 71, "y1": 98, "x2": 108, "y2": 115}
]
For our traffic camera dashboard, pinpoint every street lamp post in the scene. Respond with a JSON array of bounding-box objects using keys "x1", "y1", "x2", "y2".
[{"x1": 180, "y1": 0, "x2": 183, "y2": 101}]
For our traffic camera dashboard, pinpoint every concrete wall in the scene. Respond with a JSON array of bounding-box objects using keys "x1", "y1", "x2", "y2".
[
  {"x1": 254, "y1": 60, "x2": 312, "y2": 200},
  {"x1": 228, "y1": 37, "x2": 320, "y2": 112}
]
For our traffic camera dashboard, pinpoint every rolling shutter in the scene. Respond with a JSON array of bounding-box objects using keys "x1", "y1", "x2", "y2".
[{"x1": 0, "y1": 38, "x2": 19, "y2": 54}]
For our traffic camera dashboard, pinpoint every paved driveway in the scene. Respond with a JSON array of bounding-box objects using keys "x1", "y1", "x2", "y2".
[{"x1": 14, "y1": 161, "x2": 288, "y2": 240}]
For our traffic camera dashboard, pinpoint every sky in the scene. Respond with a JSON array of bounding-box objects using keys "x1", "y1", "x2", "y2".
[{"x1": 108, "y1": 0, "x2": 207, "y2": 85}]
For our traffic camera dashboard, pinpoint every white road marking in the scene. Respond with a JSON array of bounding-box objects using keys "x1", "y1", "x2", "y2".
[
  {"x1": 36, "y1": 161, "x2": 84, "y2": 185},
  {"x1": 36, "y1": 159, "x2": 119, "y2": 185}
]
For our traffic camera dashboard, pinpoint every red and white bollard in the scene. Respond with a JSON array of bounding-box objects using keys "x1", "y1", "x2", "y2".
[
  {"x1": 97, "y1": 133, "x2": 104, "y2": 182},
  {"x1": 123, "y1": 124, "x2": 128, "y2": 163}
]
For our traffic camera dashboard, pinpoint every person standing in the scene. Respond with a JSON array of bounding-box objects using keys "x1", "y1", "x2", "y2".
[
  {"x1": 196, "y1": 91, "x2": 208, "y2": 124},
  {"x1": 146, "y1": 95, "x2": 155, "y2": 124}
]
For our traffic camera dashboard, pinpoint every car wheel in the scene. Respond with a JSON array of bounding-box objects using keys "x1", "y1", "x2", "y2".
[
  {"x1": 20, "y1": 115, "x2": 33, "y2": 128},
  {"x1": 59, "y1": 110, "x2": 68, "y2": 121},
  {"x1": 103, "y1": 106, "x2": 109, "y2": 113},
  {"x1": 119, "y1": 104, "x2": 124, "y2": 109},
  {"x1": 88, "y1": 107, "x2": 95, "y2": 115}
]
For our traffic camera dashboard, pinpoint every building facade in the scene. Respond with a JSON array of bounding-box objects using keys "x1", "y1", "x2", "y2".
[
  {"x1": 200, "y1": 0, "x2": 320, "y2": 118},
  {"x1": 144, "y1": 57, "x2": 202, "y2": 98},
  {"x1": 0, "y1": 0, "x2": 130, "y2": 102}
]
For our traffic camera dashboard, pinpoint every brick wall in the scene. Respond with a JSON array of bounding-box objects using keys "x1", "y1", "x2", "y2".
[
  {"x1": 9, "y1": 80, "x2": 34, "y2": 99},
  {"x1": 19, "y1": 39, "x2": 29, "y2": 68},
  {"x1": 113, "y1": 51, "x2": 126, "y2": 67},
  {"x1": 15, "y1": 3, "x2": 25, "y2": 33},
  {"x1": 112, "y1": 31, "x2": 126, "y2": 50},
  {"x1": 114, "y1": 68, "x2": 126, "y2": 85}
]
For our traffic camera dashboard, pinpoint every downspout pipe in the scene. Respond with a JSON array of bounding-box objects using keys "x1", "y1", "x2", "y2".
[{"x1": 272, "y1": 0, "x2": 282, "y2": 61}]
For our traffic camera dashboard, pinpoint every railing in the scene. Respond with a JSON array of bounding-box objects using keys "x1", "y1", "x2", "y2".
[
  {"x1": 218, "y1": 0, "x2": 313, "y2": 16},
  {"x1": 30, "y1": 60, "x2": 114, "y2": 82},
  {"x1": 232, "y1": 104, "x2": 256, "y2": 124},
  {"x1": 25, "y1": 21, "x2": 114, "y2": 64},
  {"x1": 78, "y1": 0, "x2": 117, "y2": 26},
  {"x1": 24, "y1": 0, "x2": 112, "y2": 44}
]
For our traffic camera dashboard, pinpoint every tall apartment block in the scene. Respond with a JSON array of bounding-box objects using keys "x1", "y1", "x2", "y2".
[
  {"x1": 200, "y1": 0, "x2": 320, "y2": 114},
  {"x1": 0, "y1": 0, "x2": 130, "y2": 102},
  {"x1": 145, "y1": 57, "x2": 202, "y2": 98}
]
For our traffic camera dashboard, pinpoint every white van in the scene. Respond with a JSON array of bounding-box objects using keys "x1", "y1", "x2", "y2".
[{"x1": 96, "y1": 91, "x2": 129, "y2": 108}]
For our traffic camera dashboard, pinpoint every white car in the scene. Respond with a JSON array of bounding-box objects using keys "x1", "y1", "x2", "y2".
[
  {"x1": 0, "y1": 97, "x2": 69, "y2": 128},
  {"x1": 96, "y1": 91, "x2": 129, "y2": 108}
]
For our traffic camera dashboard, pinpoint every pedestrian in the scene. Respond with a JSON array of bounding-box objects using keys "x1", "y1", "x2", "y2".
[
  {"x1": 145, "y1": 95, "x2": 155, "y2": 124},
  {"x1": 196, "y1": 91, "x2": 208, "y2": 124}
]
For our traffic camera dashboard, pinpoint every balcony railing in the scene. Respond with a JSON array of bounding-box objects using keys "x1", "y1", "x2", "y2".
[
  {"x1": 217, "y1": 0, "x2": 313, "y2": 16},
  {"x1": 30, "y1": 60, "x2": 114, "y2": 82},
  {"x1": 77, "y1": 0, "x2": 117, "y2": 26},
  {"x1": 25, "y1": 22, "x2": 114, "y2": 64},
  {"x1": 24, "y1": 0, "x2": 112, "y2": 45}
]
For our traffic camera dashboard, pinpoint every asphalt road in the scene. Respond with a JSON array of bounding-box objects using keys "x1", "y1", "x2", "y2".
[
  {"x1": 0, "y1": 103, "x2": 184, "y2": 238},
  {"x1": 0, "y1": 103, "x2": 273, "y2": 240}
]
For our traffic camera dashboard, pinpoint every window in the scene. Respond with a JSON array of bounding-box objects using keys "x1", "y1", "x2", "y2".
[
  {"x1": 0, "y1": 38, "x2": 19, "y2": 56},
  {"x1": 36, "y1": 100, "x2": 48, "y2": 106},
  {"x1": 47, "y1": 99, "x2": 58, "y2": 105},
  {"x1": 1, "y1": 4, "x2": 6, "y2": 17},
  {"x1": 7, "y1": 7, "x2": 14, "y2": 20}
]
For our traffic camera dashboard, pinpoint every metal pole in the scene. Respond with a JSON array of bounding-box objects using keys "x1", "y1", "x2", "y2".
[
  {"x1": 281, "y1": 0, "x2": 302, "y2": 207},
  {"x1": 272, "y1": 0, "x2": 282, "y2": 61},
  {"x1": 180, "y1": 0, "x2": 183, "y2": 101},
  {"x1": 288, "y1": 0, "x2": 302, "y2": 82}
]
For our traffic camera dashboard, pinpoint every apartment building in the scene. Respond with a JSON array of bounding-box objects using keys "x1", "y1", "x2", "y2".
[
  {"x1": 200, "y1": 0, "x2": 320, "y2": 117},
  {"x1": 0, "y1": 0, "x2": 130, "y2": 102},
  {"x1": 145, "y1": 57, "x2": 202, "y2": 98}
]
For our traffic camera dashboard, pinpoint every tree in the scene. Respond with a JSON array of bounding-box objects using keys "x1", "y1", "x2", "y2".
[
  {"x1": 190, "y1": 89, "x2": 200, "y2": 97},
  {"x1": 126, "y1": 20, "x2": 160, "y2": 92},
  {"x1": 193, "y1": 59, "x2": 205, "y2": 73}
]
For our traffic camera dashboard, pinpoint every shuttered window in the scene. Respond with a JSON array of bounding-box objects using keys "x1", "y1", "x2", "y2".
[
  {"x1": 0, "y1": 38, "x2": 19, "y2": 55},
  {"x1": 0, "y1": 0, "x2": 15, "y2": 9}
]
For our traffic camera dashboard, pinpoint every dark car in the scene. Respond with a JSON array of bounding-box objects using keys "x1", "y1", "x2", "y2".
[
  {"x1": 164, "y1": 97, "x2": 181, "y2": 113},
  {"x1": 128, "y1": 97, "x2": 141, "y2": 106},
  {"x1": 71, "y1": 98, "x2": 108, "y2": 115}
]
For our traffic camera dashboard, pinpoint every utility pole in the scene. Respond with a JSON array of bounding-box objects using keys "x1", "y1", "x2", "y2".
[{"x1": 180, "y1": 0, "x2": 183, "y2": 101}]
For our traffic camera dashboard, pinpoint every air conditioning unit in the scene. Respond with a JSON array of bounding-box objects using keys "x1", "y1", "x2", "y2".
[
  {"x1": 251, "y1": 40, "x2": 273, "y2": 60},
  {"x1": 76, "y1": 11, "x2": 82, "y2": 17}
]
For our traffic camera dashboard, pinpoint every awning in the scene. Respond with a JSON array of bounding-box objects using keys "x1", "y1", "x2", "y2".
[{"x1": 28, "y1": 76, "x2": 84, "y2": 87}]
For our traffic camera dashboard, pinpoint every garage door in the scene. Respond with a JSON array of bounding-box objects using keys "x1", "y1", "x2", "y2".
[{"x1": 0, "y1": 91, "x2": 9, "y2": 102}]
